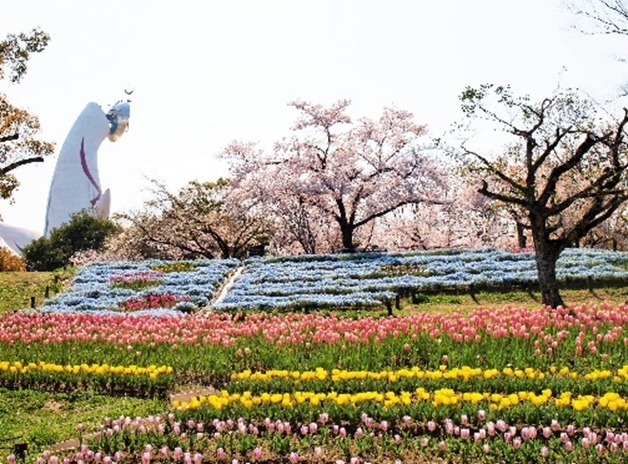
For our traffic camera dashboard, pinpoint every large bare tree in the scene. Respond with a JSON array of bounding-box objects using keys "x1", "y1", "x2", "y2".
[
  {"x1": 459, "y1": 84, "x2": 627, "y2": 308},
  {"x1": 119, "y1": 178, "x2": 270, "y2": 259}
]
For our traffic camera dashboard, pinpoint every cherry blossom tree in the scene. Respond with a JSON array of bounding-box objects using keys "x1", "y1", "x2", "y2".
[
  {"x1": 579, "y1": 208, "x2": 627, "y2": 249},
  {"x1": 459, "y1": 84, "x2": 627, "y2": 308},
  {"x1": 374, "y1": 172, "x2": 517, "y2": 251},
  {"x1": 223, "y1": 100, "x2": 446, "y2": 253}
]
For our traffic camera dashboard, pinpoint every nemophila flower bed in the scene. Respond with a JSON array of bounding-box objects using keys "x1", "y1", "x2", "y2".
[
  {"x1": 40, "y1": 258, "x2": 239, "y2": 314},
  {"x1": 214, "y1": 248, "x2": 628, "y2": 311},
  {"x1": 23, "y1": 249, "x2": 627, "y2": 314}
]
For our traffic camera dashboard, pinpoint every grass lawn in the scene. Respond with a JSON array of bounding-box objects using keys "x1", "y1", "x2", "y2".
[
  {"x1": 0, "y1": 389, "x2": 166, "y2": 456},
  {"x1": 0, "y1": 270, "x2": 73, "y2": 314},
  {"x1": 314, "y1": 286, "x2": 627, "y2": 319},
  {"x1": 399, "y1": 286, "x2": 628, "y2": 315}
]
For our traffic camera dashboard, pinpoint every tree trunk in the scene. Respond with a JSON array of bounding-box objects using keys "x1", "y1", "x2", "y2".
[
  {"x1": 516, "y1": 222, "x2": 527, "y2": 249},
  {"x1": 340, "y1": 222, "x2": 356, "y2": 252},
  {"x1": 533, "y1": 240, "x2": 564, "y2": 308}
]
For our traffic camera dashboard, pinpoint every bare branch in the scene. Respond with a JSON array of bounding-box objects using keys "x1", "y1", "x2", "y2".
[
  {"x1": 462, "y1": 143, "x2": 527, "y2": 194},
  {"x1": 0, "y1": 133, "x2": 19, "y2": 143},
  {"x1": 0, "y1": 156, "x2": 44, "y2": 175}
]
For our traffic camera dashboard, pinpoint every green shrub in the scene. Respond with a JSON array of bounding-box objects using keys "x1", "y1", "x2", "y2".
[{"x1": 23, "y1": 212, "x2": 121, "y2": 271}]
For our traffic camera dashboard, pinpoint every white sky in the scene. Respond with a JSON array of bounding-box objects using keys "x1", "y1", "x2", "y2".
[{"x1": 1, "y1": 0, "x2": 627, "y2": 233}]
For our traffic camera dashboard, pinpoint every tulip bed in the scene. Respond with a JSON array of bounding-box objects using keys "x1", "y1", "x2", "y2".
[
  {"x1": 0, "y1": 361, "x2": 174, "y2": 397},
  {"x1": 1, "y1": 298, "x2": 628, "y2": 463}
]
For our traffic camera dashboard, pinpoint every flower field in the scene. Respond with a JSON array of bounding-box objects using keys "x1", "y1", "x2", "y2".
[
  {"x1": 40, "y1": 259, "x2": 240, "y2": 315},
  {"x1": 0, "y1": 248, "x2": 627, "y2": 463},
  {"x1": 33, "y1": 248, "x2": 628, "y2": 315},
  {"x1": 214, "y1": 248, "x2": 627, "y2": 311},
  {"x1": 1, "y1": 302, "x2": 628, "y2": 462}
]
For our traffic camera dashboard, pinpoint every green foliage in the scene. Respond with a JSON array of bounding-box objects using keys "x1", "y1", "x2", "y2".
[
  {"x1": 1, "y1": 28, "x2": 55, "y2": 202},
  {"x1": 150, "y1": 261, "x2": 197, "y2": 273},
  {"x1": 21, "y1": 238, "x2": 65, "y2": 273},
  {"x1": 23, "y1": 212, "x2": 121, "y2": 271}
]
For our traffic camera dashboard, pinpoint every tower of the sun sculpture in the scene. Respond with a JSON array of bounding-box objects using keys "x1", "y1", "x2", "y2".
[
  {"x1": 44, "y1": 100, "x2": 130, "y2": 236},
  {"x1": 0, "y1": 99, "x2": 130, "y2": 254}
]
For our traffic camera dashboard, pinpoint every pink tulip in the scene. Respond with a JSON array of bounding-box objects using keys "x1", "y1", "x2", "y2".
[
  {"x1": 496, "y1": 420, "x2": 507, "y2": 433},
  {"x1": 252, "y1": 447, "x2": 262, "y2": 460}
]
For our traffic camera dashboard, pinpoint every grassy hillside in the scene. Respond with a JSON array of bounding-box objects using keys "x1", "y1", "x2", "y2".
[
  {"x1": 0, "y1": 268, "x2": 625, "y2": 316},
  {"x1": 0, "y1": 270, "x2": 73, "y2": 314}
]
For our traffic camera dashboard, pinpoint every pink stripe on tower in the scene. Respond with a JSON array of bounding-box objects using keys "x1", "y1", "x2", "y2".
[{"x1": 79, "y1": 137, "x2": 102, "y2": 205}]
